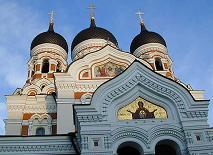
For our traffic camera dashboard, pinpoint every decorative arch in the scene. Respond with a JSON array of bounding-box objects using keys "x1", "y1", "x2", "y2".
[
  {"x1": 116, "y1": 141, "x2": 143, "y2": 155},
  {"x1": 90, "y1": 60, "x2": 203, "y2": 121},
  {"x1": 33, "y1": 78, "x2": 52, "y2": 88},
  {"x1": 80, "y1": 93, "x2": 92, "y2": 104},
  {"x1": 22, "y1": 84, "x2": 41, "y2": 95},
  {"x1": 23, "y1": 79, "x2": 55, "y2": 95},
  {"x1": 149, "y1": 125, "x2": 186, "y2": 145},
  {"x1": 112, "y1": 128, "x2": 148, "y2": 154},
  {"x1": 67, "y1": 45, "x2": 152, "y2": 81},
  {"x1": 111, "y1": 127, "x2": 149, "y2": 148},
  {"x1": 151, "y1": 136, "x2": 187, "y2": 155},
  {"x1": 28, "y1": 114, "x2": 52, "y2": 136}
]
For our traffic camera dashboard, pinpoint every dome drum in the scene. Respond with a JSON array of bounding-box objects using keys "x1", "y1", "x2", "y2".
[
  {"x1": 132, "y1": 43, "x2": 168, "y2": 58},
  {"x1": 30, "y1": 43, "x2": 68, "y2": 60},
  {"x1": 72, "y1": 38, "x2": 116, "y2": 60}
]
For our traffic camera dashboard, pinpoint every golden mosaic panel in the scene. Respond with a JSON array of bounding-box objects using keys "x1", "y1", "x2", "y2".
[
  {"x1": 94, "y1": 62, "x2": 125, "y2": 78},
  {"x1": 117, "y1": 97, "x2": 167, "y2": 120}
]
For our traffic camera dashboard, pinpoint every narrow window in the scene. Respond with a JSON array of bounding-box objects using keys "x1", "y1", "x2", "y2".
[
  {"x1": 155, "y1": 58, "x2": 163, "y2": 71},
  {"x1": 93, "y1": 140, "x2": 99, "y2": 147},
  {"x1": 36, "y1": 127, "x2": 45, "y2": 135},
  {"x1": 56, "y1": 62, "x2": 62, "y2": 72},
  {"x1": 196, "y1": 135, "x2": 201, "y2": 141},
  {"x1": 42, "y1": 59, "x2": 49, "y2": 73}
]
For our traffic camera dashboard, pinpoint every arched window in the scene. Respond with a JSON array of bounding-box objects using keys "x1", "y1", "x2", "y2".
[
  {"x1": 155, "y1": 58, "x2": 164, "y2": 71},
  {"x1": 42, "y1": 59, "x2": 49, "y2": 73},
  {"x1": 36, "y1": 127, "x2": 45, "y2": 135}
]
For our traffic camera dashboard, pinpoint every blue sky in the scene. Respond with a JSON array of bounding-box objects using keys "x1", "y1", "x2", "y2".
[{"x1": 0, "y1": 0, "x2": 212, "y2": 134}]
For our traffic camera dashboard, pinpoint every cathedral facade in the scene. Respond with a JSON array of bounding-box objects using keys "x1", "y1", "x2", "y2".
[{"x1": 1, "y1": 12, "x2": 213, "y2": 155}]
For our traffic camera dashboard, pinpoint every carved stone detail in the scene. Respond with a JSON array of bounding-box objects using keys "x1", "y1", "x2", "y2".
[{"x1": 0, "y1": 144, "x2": 74, "y2": 153}]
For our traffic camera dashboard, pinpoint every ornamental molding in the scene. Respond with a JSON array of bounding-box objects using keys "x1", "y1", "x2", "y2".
[
  {"x1": 72, "y1": 39, "x2": 116, "y2": 60},
  {"x1": 56, "y1": 82, "x2": 101, "y2": 92},
  {"x1": 31, "y1": 43, "x2": 67, "y2": 60},
  {"x1": 68, "y1": 45, "x2": 135, "y2": 74},
  {"x1": 111, "y1": 125, "x2": 186, "y2": 149},
  {"x1": 8, "y1": 104, "x2": 56, "y2": 113},
  {"x1": 65, "y1": 45, "x2": 152, "y2": 82},
  {"x1": 23, "y1": 104, "x2": 57, "y2": 113},
  {"x1": 111, "y1": 127, "x2": 149, "y2": 148},
  {"x1": 133, "y1": 43, "x2": 167, "y2": 57},
  {"x1": 8, "y1": 105, "x2": 25, "y2": 112},
  {"x1": 89, "y1": 61, "x2": 208, "y2": 120},
  {"x1": 0, "y1": 144, "x2": 74, "y2": 154},
  {"x1": 22, "y1": 78, "x2": 55, "y2": 95}
]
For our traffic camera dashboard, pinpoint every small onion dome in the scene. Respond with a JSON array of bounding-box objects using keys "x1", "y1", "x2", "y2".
[
  {"x1": 130, "y1": 22, "x2": 166, "y2": 54},
  {"x1": 31, "y1": 23, "x2": 68, "y2": 53},
  {"x1": 71, "y1": 17, "x2": 118, "y2": 51}
]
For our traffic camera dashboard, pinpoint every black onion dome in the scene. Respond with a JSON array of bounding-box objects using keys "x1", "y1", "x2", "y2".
[
  {"x1": 31, "y1": 23, "x2": 68, "y2": 53},
  {"x1": 71, "y1": 18, "x2": 118, "y2": 51},
  {"x1": 130, "y1": 23, "x2": 166, "y2": 53}
]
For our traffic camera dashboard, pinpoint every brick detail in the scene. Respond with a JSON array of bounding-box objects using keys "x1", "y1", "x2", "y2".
[
  {"x1": 36, "y1": 64, "x2": 40, "y2": 71},
  {"x1": 82, "y1": 72, "x2": 89, "y2": 77},
  {"x1": 28, "y1": 92, "x2": 36, "y2": 96},
  {"x1": 35, "y1": 74, "x2": 42, "y2": 78},
  {"x1": 74, "y1": 92, "x2": 93, "y2": 99},
  {"x1": 47, "y1": 73, "x2": 54, "y2": 78},
  {"x1": 164, "y1": 63, "x2": 168, "y2": 69},
  {"x1": 21, "y1": 125, "x2": 29, "y2": 136},
  {"x1": 50, "y1": 64, "x2": 55, "y2": 71},
  {"x1": 22, "y1": 113, "x2": 57, "y2": 120}
]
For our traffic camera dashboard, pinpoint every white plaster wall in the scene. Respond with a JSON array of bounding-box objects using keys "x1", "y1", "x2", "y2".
[
  {"x1": 5, "y1": 120, "x2": 22, "y2": 135},
  {"x1": 57, "y1": 100, "x2": 75, "y2": 134}
]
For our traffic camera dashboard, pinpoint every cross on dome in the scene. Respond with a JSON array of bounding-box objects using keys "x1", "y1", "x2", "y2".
[
  {"x1": 48, "y1": 10, "x2": 56, "y2": 24},
  {"x1": 136, "y1": 10, "x2": 144, "y2": 24},
  {"x1": 88, "y1": 3, "x2": 96, "y2": 19}
]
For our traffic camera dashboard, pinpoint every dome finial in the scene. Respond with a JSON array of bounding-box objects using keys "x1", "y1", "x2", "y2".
[
  {"x1": 88, "y1": 3, "x2": 96, "y2": 18},
  {"x1": 136, "y1": 10, "x2": 146, "y2": 32},
  {"x1": 90, "y1": 16, "x2": 96, "y2": 27},
  {"x1": 48, "y1": 10, "x2": 56, "y2": 32},
  {"x1": 136, "y1": 10, "x2": 144, "y2": 24}
]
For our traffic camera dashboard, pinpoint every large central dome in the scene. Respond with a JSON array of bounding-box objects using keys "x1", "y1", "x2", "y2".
[{"x1": 71, "y1": 18, "x2": 118, "y2": 52}]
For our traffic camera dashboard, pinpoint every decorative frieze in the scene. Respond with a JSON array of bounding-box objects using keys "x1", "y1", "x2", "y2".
[
  {"x1": 57, "y1": 82, "x2": 100, "y2": 91},
  {"x1": 0, "y1": 144, "x2": 73, "y2": 153}
]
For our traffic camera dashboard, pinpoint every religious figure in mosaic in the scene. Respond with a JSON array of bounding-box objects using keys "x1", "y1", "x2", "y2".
[
  {"x1": 94, "y1": 62, "x2": 125, "y2": 77},
  {"x1": 127, "y1": 101, "x2": 157, "y2": 119}
]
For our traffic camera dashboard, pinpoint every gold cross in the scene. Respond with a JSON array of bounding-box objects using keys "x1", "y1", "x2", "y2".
[
  {"x1": 48, "y1": 10, "x2": 56, "y2": 24},
  {"x1": 136, "y1": 10, "x2": 144, "y2": 23},
  {"x1": 88, "y1": 3, "x2": 96, "y2": 18}
]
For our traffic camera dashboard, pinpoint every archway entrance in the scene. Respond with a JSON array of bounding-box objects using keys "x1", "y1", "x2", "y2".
[
  {"x1": 117, "y1": 141, "x2": 143, "y2": 155},
  {"x1": 155, "y1": 139, "x2": 180, "y2": 155},
  {"x1": 117, "y1": 146, "x2": 140, "y2": 155}
]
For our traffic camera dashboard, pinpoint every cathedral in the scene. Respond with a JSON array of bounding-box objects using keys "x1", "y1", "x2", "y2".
[{"x1": 1, "y1": 8, "x2": 213, "y2": 155}]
